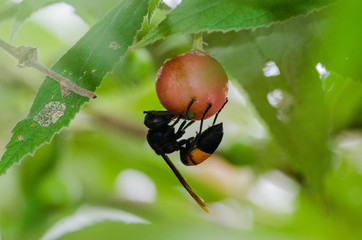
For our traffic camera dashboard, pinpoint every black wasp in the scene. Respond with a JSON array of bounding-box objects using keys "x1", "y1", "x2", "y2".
[{"x1": 144, "y1": 98, "x2": 228, "y2": 212}]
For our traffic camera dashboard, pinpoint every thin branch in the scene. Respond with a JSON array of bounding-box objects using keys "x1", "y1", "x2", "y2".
[
  {"x1": 90, "y1": 110, "x2": 147, "y2": 138},
  {"x1": 0, "y1": 38, "x2": 97, "y2": 99},
  {"x1": 0, "y1": 38, "x2": 18, "y2": 57}
]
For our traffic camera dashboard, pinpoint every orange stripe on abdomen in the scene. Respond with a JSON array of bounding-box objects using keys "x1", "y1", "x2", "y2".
[{"x1": 183, "y1": 148, "x2": 211, "y2": 166}]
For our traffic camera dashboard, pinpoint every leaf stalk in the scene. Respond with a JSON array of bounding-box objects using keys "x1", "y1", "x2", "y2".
[{"x1": 193, "y1": 32, "x2": 204, "y2": 51}]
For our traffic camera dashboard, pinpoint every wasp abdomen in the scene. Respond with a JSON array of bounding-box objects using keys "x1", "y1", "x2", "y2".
[
  {"x1": 197, "y1": 123, "x2": 223, "y2": 154},
  {"x1": 180, "y1": 123, "x2": 223, "y2": 166}
]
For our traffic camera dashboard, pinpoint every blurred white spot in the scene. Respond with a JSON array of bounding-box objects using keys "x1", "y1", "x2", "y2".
[
  {"x1": 229, "y1": 82, "x2": 246, "y2": 106},
  {"x1": 267, "y1": 89, "x2": 283, "y2": 108},
  {"x1": 218, "y1": 81, "x2": 267, "y2": 141},
  {"x1": 337, "y1": 131, "x2": 362, "y2": 174},
  {"x1": 30, "y1": 3, "x2": 89, "y2": 44},
  {"x1": 115, "y1": 169, "x2": 156, "y2": 203},
  {"x1": 41, "y1": 205, "x2": 149, "y2": 240},
  {"x1": 316, "y1": 63, "x2": 333, "y2": 92},
  {"x1": 267, "y1": 89, "x2": 293, "y2": 122},
  {"x1": 263, "y1": 61, "x2": 280, "y2": 77},
  {"x1": 163, "y1": 0, "x2": 182, "y2": 8},
  {"x1": 12, "y1": 0, "x2": 23, "y2": 3},
  {"x1": 208, "y1": 200, "x2": 253, "y2": 229},
  {"x1": 247, "y1": 170, "x2": 299, "y2": 214},
  {"x1": 316, "y1": 63, "x2": 330, "y2": 79}
]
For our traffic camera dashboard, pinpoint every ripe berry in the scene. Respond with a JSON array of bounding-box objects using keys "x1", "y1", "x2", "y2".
[{"x1": 156, "y1": 51, "x2": 228, "y2": 120}]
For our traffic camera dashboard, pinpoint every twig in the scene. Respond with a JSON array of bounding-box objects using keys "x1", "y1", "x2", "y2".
[
  {"x1": 90, "y1": 110, "x2": 147, "y2": 137},
  {"x1": 0, "y1": 38, "x2": 97, "y2": 99}
]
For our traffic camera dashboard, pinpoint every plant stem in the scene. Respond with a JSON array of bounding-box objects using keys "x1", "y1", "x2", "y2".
[
  {"x1": 193, "y1": 32, "x2": 203, "y2": 51},
  {"x1": 0, "y1": 38, "x2": 18, "y2": 57},
  {"x1": 0, "y1": 38, "x2": 97, "y2": 99}
]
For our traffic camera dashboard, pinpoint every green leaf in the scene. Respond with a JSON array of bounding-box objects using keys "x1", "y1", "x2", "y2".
[
  {"x1": 68, "y1": 0, "x2": 120, "y2": 25},
  {"x1": 10, "y1": 0, "x2": 120, "y2": 40},
  {"x1": 41, "y1": 206, "x2": 149, "y2": 240},
  {"x1": 323, "y1": 73, "x2": 362, "y2": 131},
  {"x1": 147, "y1": 0, "x2": 162, "y2": 24},
  {"x1": 320, "y1": 0, "x2": 362, "y2": 82},
  {"x1": 0, "y1": 0, "x2": 149, "y2": 175},
  {"x1": 11, "y1": 0, "x2": 60, "y2": 40},
  {"x1": 205, "y1": 15, "x2": 331, "y2": 194},
  {"x1": 0, "y1": 2, "x2": 18, "y2": 22},
  {"x1": 136, "y1": 0, "x2": 335, "y2": 48}
]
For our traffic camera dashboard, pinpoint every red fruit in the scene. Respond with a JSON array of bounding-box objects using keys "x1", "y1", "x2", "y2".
[{"x1": 156, "y1": 51, "x2": 228, "y2": 120}]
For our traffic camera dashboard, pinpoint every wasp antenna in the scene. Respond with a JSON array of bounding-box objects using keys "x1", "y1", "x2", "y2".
[
  {"x1": 190, "y1": 103, "x2": 213, "y2": 149},
  {"x1": 160, "y1": 152, "x2": 210, "y2": 213}
]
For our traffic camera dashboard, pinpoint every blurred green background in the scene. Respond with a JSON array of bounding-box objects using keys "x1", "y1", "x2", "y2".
[{"x1": 0, "y1": 0, "x2": 362, "y2": 239}]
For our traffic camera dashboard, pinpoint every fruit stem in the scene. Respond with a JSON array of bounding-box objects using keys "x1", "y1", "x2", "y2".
[{"x1": 193, "y1": 32, "x2": 203, "y2": 51}]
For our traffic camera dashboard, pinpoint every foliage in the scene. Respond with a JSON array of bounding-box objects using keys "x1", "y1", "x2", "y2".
[
  {"x1": 0, "y1": 0, "x2": 148, "y2": 174},
  {"x1": 0, "y1": 0, "x2": 361, "y2": 239}
]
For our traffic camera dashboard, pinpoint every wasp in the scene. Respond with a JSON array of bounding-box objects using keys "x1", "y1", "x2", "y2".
[{"x1": 144, "y1": 98, "x2": 227, "y2": 212}]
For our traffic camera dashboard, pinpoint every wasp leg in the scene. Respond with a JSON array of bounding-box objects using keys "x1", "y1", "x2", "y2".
[
  {"x1": 187, "y1": 103, "x2": 212, "y2": 151},
  {"x1": 171, "y1": 97, "x2": 196, "y2": 128},
  {"x1": 198, "y1": 103, "x2": 212, "y2": 135},
  {"x1": 174, "y1": 97, "x2": 196, "y2": 136},
  {"x1": 212, "y1": 98, "x2": 228, "y2": 126}
]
